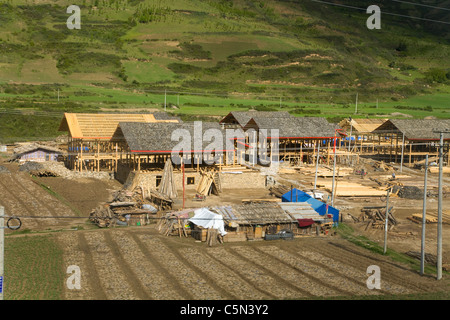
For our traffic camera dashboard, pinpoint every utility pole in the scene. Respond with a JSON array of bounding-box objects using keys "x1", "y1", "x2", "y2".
[
  {"x1": 164, "y1": 89, "x2": 167, "y2": 111},
  {"x1": 383, "y1": 189, "x2": 390, "y2": 255},
  {"x1": 354, "y1": 93, "x2": 358, "y2": 114},
  {"x1": 331, "y1": 132, "x2": 337, "y2": 207},
  {"x1": 432, "y1": 129, "x2": 449, "y2": 280},
  {"x1": 420, "y1": 154, "x2": 428, "y2": 276},
  {"x1": 0, "y1": 206, "x2": 4, "y2": 301}
]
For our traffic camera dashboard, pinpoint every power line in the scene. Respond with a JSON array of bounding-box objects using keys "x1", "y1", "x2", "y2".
[
  {"x1": 391, "y1": 0, "x2": 450, "y2": 11},
  {"x1": 310, "y1": 0, "x2": 450, "y2": 25}
]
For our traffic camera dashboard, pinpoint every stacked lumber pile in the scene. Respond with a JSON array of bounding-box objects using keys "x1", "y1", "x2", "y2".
[
  {"x1": 356, "y1": 206, "x2": 397, "y2": 230},
  {"x1": 158, "y1": 159, "x2": 177, "y2": 200},
  {"x1": 89, "y1": 187, "x2": 158, "y2": 228},
  {"x1": 428, "y1": 166, "x2": 450, "y2": 174},
  {"x1": 269, "y1": 184, "x2": 291, "y2": 198},
  {"x1": 195, "y1": 168, "x2": 221, "y2": 197},
  {"x1": 297, "y1": 166, "x2": 353, "y2": 177},
  {"x1": 407, "y1": 213, "x2": 438, "y2": 224},
  {"x1": 315, "y1": 180, "x2": 387, "y2": 197},
  {"x1": 408, "y1": 211, "x2": 450, "y2": 225}
]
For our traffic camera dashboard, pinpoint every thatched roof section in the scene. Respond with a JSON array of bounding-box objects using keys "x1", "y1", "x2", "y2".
[
  {"x1": 58, "y1": 112, "x2": 180, "y2": 140},
  {"x1": 339, "y1": 118, "x2": 387, "y2": 133},
  {"x1": 211, "y1": 203, "x2": 294, "y2": 225},
  {"x1": 373, "y1": 119, "x2": 450, "y2": 141},
  {"x1": 112, "y1": 121, "x2": 239, "y2": 153},
  {"x1": 244, "y1": 116, "x2": 337, "y2": 139},
  {"x1": 219, "y1": 111, "x2": 293, "y2": 127}
]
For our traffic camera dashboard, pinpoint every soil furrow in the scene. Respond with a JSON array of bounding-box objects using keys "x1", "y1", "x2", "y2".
[
  {"x1": 83, "y1": 231, "x2": 140, "y2": 299},
  {"x1": 273, "y1": 245, "x2": 385, "y2": 296},
  {"x1": 306, "y1": 240, "x2": 429, "y2": 294},
  {"x1": 103, "y1": 231, "x2": 151, "y2": 300},
  {"x1": 0, "y1": 175, "x2": 42, "y2": 229},
  {"x1": 77, "y1": 232, "x2": 108, "y2": 299},
  {"x1": 115, "y1": 231, "x2": 186, "y2": 300},
  {"x1": 234, "y1": 245, "x2": 346, "y2": 297},
  {"x1": 137, "y1": 234, "x2": 225, "y2": 300}
]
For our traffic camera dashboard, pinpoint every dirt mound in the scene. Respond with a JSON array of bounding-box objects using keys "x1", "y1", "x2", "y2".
[{"x1": 397, "y1": 186, "x2": 423, "y2": 199}]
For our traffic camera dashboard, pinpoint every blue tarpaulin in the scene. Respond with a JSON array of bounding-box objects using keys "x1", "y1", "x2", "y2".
[{"x1": 281, "y1": 189, "x2": 339, "y2": 222}]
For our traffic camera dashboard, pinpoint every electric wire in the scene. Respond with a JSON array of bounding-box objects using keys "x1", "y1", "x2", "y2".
[
  {"x1": 310, "y1": 0, "x2": 450, "y2": 25},
  {"x1": 391, "y1": 0, "x2": 450, "y2": 12}
]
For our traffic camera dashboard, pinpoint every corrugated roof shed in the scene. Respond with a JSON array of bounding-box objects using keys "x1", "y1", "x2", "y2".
[{"x1": 211, "y1": 203, "x2": 294, "y2": 225}]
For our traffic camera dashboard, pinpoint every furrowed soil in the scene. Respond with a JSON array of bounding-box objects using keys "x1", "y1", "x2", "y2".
[
  {"x1": 1, "y1": 159, "x2": 450, "y2": 300},
  {"x1": 56, "y1": 226, "x2": 450, "y2": 300}
]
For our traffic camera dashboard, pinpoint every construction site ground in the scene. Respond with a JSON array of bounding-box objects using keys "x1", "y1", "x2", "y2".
[{"x1": 1, "y1": 158, "x2": 450, "y2": 300}]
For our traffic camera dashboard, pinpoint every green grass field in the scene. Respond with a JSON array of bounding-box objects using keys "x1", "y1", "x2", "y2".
[
  {"x1": 4, "y1": 234, "x2": 64, "y2": 300},
  {"x1": 0, "y1": 0, "x2": 448, "y2": 142}
]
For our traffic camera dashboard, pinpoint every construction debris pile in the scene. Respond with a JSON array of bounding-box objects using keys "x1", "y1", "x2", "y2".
[
  {"x1": 350, "y1": 206, "x2": 397, "y2": 230},
  {"x1": 195, "y1": 168, "x2": 221, "y2": 198},
  {"x1": 89, "y1": 187, "x2": 158, "y2": 228},
  {"x1": 19, "y1": 161, "x2": 112, "y2": 180}
]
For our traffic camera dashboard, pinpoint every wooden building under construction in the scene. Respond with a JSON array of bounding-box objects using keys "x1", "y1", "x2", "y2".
[
  {"x1": 372, "y1": 119, "x2": 450, "y2": 166},
  {"x1": 338, "y1": 118, "x2": 388, "y2": 152},
  {"x1": 58, "y1": 112, "x2": 180, "y2": 172},
  {"x1": 110, "y1": 121, "x2": 236, "y2": 173},
  {"x1": 242, "y1": 115, "x2": 343, "y2": 165}
]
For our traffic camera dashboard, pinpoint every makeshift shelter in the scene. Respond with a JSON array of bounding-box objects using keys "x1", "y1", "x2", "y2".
[{"x1": 281, "y1": 188, "x2": 339, "y2": 223}]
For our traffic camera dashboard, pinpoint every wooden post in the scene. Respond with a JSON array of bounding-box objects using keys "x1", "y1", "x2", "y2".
[
  {"x1": 409, "y1": 142, "x2": 412, "y2": 164},
  {"x1": 395, "y1": 133, "x2": 399, "y2": 162},
  {"x1": 327, "y1": 139, "x2": 331, "y2": 165},
  {"x1": 80, "y1": 141, "x2": 83, "y2": 172}
]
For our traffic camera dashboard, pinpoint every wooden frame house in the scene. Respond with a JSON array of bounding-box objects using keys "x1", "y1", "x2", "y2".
[
  {"x1": 243, "y1": 116, "x2": 343, "y2": 165},
  {"x1": 110, "y1": 121, "x2": 240, "y2": 174},
  {"x1": 372, "y1": 119, "x2": 450, "y2": 166},
  {"x1": 58, "y1": 113, "x2": 180, "y2": 172},
  {"x1": 338, "y1": 118, "x2": 388, "y2": 153}
]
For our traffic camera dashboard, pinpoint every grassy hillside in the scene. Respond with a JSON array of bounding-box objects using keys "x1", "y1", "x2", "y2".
[{"x1": 0, "y1": 0, "x2": 449, "y2": 142}]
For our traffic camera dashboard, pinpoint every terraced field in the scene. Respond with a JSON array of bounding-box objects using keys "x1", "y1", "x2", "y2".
[{"x1": 57, "y1": 227, "x2": 449, "y2": 300}]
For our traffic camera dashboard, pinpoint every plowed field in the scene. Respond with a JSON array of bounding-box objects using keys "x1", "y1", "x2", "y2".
[{"x1": 58, "y1": 227, "x2": 449, "y2": 300}]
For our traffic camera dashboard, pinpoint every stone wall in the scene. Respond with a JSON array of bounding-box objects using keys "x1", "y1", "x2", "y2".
[{"x1": 123, "y1": 169, "x2": 267, "y2": 191}]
